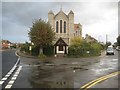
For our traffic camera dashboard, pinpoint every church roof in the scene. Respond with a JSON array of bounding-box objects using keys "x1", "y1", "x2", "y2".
[
  {"x1": 48, "y1": 10, "x2": 54, "y2": 14},
  {"x1": 54, "y1": 9, "x2": 68, "y2": 18},
  {"x1": 69, "y1": 10, "x2": 74, "y2": 14}
]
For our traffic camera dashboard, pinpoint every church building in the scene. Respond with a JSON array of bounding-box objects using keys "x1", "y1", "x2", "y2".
[{"x1": 48, "y1": 8, "x2": 82, "y2": 55}]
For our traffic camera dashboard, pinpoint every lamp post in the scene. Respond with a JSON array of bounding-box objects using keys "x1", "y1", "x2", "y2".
[{"x1": 29, "y1": 42, "x2": 34, "y2": 55}]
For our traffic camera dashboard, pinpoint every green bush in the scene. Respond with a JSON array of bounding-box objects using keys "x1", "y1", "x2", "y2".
[
  {"x1": 20, "y1": 44, "x2": 30, "y2": 53},
  {"x1": 31, "y1": 46, "x2": 39, "y2": 56},
  {"x1": 43, "y1": 45, "x2": 54, "y2": 56},
  {"x1": 91, "y1": 43, "x2": 102, "y2": 55},
  {"x1": 31, "y1": 45, "x2": 54, "y2": 56},
  {"x1": 68, "y1": 41, "x2": 102, "y2": 57}
]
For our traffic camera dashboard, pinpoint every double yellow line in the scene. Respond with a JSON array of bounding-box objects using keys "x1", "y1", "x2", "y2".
[{"x1": 81, "y1": 71, "x2": 120, "y2": 90}]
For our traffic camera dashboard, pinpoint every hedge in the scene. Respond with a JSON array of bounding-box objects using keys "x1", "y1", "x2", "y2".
[{"x1": 68, "y1": 42, "x2": 102, "y2": 57}]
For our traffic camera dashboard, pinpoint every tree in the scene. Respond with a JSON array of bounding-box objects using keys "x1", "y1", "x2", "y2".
[
  {"x1": 70, "y1": 36, "x2": 82, "y2": 46},
  {"x1": 28, "y1": 19, "x2": 55, "y2": 55},
  {"x1": 117, "y1": 35, "x2": 120, "y2": 46},
  {"x1": 106, "y1": 41, "x2": 111, "y2": 47}
]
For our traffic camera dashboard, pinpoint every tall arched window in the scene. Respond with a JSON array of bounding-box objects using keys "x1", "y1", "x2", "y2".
[
  {"x1": 56, "y1": 21, "x2": 58, "y2": 33},
  {"x1": 60, "y1": 20, "x2": 62, "y2": 33},
  {"x1": 64, "y1": 21, "x2": 66, "y2": 33}
]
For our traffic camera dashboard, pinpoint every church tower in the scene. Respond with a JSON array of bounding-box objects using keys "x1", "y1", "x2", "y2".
[
  {"x1": 68, "y1": 10, "x2": 74, "y2": 45},
  {"x1": 48, "y1": 10, "x2": 55, "y2": 30}
]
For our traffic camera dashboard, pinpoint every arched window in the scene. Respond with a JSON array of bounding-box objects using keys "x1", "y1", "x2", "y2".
[
  {"x1": 64, "y1": 21, "x2": 66, "y2": 33},
  {"x1": 60, "y1": 20, "x2": 62, "y2": 33},
  {"x1": 56, "y1": 21, "x2": 58, "y2": 33}
]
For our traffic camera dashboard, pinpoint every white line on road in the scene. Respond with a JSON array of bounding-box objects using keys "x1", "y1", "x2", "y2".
[
  {"x1": 112, "y1": 59, "x2": 118, "y2": 60},
  {"x1": 1, "y1": 78, "x2": 7, "y2": 81},
  {"x1": 5, "y1": 66, "x2": 22, "y2": 89},
  {"x1": 5, "y1": 85, "x2": 12, "y2": 89},
  {"x1": 0, "y1": 50, "x2": 20, "y2": 86},
  {"x1": 0, "y1": 81, "x2": 4, "y2": 85}
]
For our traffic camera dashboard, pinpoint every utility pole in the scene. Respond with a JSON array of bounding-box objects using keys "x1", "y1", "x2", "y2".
[
  {"x1": 106, "y1": 34, "x2": 107, "y2": 45},
  {"x1": 106, "y1": 34, "x2": 108, "y2": 50}
]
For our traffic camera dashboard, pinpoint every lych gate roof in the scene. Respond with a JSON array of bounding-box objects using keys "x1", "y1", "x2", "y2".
[{"x1": 54, "y1": 37, "x2": 68, "y2": 46}]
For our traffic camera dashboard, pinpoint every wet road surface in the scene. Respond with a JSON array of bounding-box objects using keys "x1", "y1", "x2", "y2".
[
  {"x1": 2, "y1": 50, "x2": 119, "y2": 89},
  {"x1": 2, "y1": 50, "x2": 18, "y2": 78}
]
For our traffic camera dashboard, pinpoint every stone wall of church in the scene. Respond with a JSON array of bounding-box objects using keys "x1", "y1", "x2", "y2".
[{"x1": 48, "y1": 10, "x2": 76, "y2": 46}]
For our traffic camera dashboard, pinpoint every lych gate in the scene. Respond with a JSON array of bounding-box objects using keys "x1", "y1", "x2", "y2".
[{"x1": 54, "y1": 37, "x2": 68, "y2": 54}]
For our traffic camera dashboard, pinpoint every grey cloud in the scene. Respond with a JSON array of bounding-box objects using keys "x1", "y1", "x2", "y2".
[{"x1": 2, "y1": 2, "x2": 118, "y2": 43}]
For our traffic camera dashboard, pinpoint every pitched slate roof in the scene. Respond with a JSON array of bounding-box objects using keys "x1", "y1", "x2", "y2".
[
  {"x1": 54, "y1": 9, "x2": 68, "y2": 18},
  {"x1": 54, "y1": 37, "x2": 68, "y2": 46}
]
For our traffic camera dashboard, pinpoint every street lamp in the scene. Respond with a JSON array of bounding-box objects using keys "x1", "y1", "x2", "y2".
[{"x1": 29, "y1": 42, "x2": 34, "y2": 55}]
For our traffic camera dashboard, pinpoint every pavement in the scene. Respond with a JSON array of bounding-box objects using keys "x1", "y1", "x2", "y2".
[{"x1": 1, "y1": 49, "x2": 119, "y2": 89}]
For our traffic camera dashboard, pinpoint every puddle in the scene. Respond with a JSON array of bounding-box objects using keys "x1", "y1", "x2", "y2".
[
  {"x1": 28, "y1": 80, "x2": 74, "y2": 88},
  {"x1": 71, "y1": 66, "x2": 88, "y2": 71},
  {"x1": 28, "y1": 64, "x2": 74, "y2": 88}
]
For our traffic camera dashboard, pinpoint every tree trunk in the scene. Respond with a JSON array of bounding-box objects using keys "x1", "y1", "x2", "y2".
[{"x1": 39, "y1": 46, "x2": 43, "y2": 55}]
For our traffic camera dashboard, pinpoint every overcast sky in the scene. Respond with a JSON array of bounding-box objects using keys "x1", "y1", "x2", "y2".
[{"x1": 2, "y1": 1, "x2": 118, "y2": 44}]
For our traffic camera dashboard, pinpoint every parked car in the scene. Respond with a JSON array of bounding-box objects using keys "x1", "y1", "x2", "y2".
[{"x1": 106, "y1": 46, "x2": 114, "y2": 55}]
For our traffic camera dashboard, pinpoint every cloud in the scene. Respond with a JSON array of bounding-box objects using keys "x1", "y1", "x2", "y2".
[{"x1": 2, "y1": 2, "x2": 118, "y2": 44}]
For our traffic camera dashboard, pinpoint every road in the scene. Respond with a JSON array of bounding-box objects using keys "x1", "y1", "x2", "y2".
[
  {"x1": 1, "y1": 49, "x2": 119, "y2": 89},
  {"x1": 2, "y1": 50, "x2": 18, "y2": 78}
]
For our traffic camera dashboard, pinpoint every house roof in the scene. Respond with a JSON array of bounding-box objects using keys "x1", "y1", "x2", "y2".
[
  {"x1": 2, "y1": 43, "x2": 10, "y2": 47},
  {"x1": 74, "y1": 24, "x2": 79, "y2": 31}
]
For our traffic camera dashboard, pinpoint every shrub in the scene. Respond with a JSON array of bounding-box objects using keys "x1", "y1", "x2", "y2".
[
  {"x1": 68, "y1": 41, "x2": 102, "y2": 57},
  {"x1": 91, "y1": 43, "x2": 102, "y2": 55},
  {"x1": 43, "y1": 45, "x2": 54, "y2": 56},
  {"x1": 20, "y1": 44, "x2": 30, "y2": 53},
  {"x1": 31, "y1": 45, "x2": 54, "y2": 56},
  {"x1": 31, "y1": 46, "x2": 39, "y2": 56}
]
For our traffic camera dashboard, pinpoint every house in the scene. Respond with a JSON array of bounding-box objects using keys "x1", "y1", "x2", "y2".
[
  {"x1": 2, "y1": 40, "x2": 11, "y2": 49},
  {"x1": 85, "y1": 34, "x2": 98, "y2": 43}
]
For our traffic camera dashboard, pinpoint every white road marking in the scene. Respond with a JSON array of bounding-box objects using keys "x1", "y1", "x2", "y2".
[
  {"x1": 0, "y1": 81, "x2": 4, "y2": 85},
  {"x1": 9, "y1": 81, "x2": 14, "y2": 84},
  {"x1": 15, "y1": 72, "x2": 20, "y2": 75},
  {"x1": 5, "y1": 74, "x2": 10, "y2": 77},
  {"x1": 11, "y1": 77, "x2": 17, "y2": 80},
  {"x1": 5, "y1": 85, "x2": 12, "y2": 89},
  {"x1": 112, "y1": 59, "x2": 118, "y2": 60},
  {"x1": 7, "y1": 72, "x2": 12, "y2": 75},
  {"x1": 1, "y1": 78, "x2": 7, "y2": 81},
  {"x1": 0, "y1": 51, "x2": 20, "y2": 86},
  {"x1": 13, "y1": 75, "x2": 18, "y2": 77},
  {"x1": 5, "y1": 66, "x2": 22, "y2": 89}
]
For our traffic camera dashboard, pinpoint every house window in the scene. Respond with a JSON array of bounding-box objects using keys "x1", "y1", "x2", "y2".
[
  {"x1": 56, "y1": 21, "x2": 58, "y2": 33},
  {"x1": 60, "y1": 20, "x2": 62, "y2": 33},
  {"x1": 64, "y1": 21, "x2": 66, "y2": 33}
]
